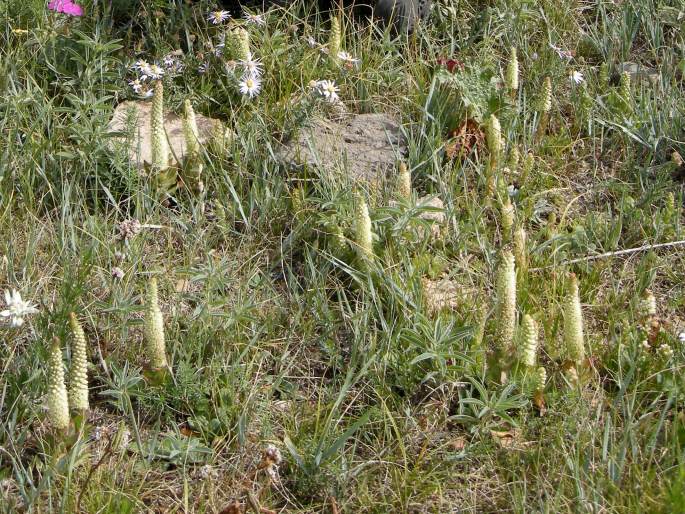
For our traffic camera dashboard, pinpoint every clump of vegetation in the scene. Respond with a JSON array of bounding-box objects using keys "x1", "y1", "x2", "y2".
[{"x1": 2, "y1": 0, "x2": 685, "y2": 512}]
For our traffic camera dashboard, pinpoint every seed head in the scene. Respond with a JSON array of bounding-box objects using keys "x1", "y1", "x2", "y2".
[
  {"x1": 47, "y1": 338, "x2": 70, "y2": 432},
  {"x1": 150, "y1": 81, "x2": 169, "y2": 171},
  {"x1": 68, "y1": 313, "x2": 89, "y2": 412},
  {"x1": 539, "y1": 77, "x2": 552, "y2": 113},
  {"x1": 563, "y1": 273, "x2": 585, "y2": 365},
  {"x1": 520, "y1": 314, "x2": 538, "y2": 368},
  {"x1": 396, "y1": 162, "x2": 412, "y2": 201},
  {"x1": 354, "y1": 194, "x2": 374, "y2": 262},
  {"x1": 144, "y1": 277, "x2": 168, "y2": 370},
  {"x1": 505, "y1": 47, "x2": 519, "y2": 92},
  {"x1": 495, "y1": 250, "x2": 516, "y2": 354}
]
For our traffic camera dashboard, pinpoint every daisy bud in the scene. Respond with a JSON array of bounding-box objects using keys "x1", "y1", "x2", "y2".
[
  {"x1": 513, "y1": 227, "x2": 527, "y2": 276},
  {"x1": 638, "y1": 289, "x2": 657, "y2": 319},
  {"x1": 182, "y1": 99, "x2": 204, "y2": 192},
  {"x1": 495, "y1": 250, "x2": 516, "y2": 354},
  {"x1": 150, "y1": 80, "x2": 169, "y2": 171},
  {"x1": 486, "y1": 114, "x2": 503, "y2": 159},
  {"x1": 396, "y1": 161, "x2": 412, "y2": 201},
  {"x1": 532, "y1": 366, "x2": 547, "y2": 393},
  {"x1": 563, "y1": 273, "x2": 585, "y2": 365},
  {"x1": 354, "y1": 194, "x2": 374, "y2": 262},
  {"x1": 144, "y1": 277, "x2": 168, "y2": 371},
  {"x1": 539, "y1": 77, "x2": 552, "y2": 113},
  {"x1": 500, "y1": 197, "x2": 514, "y2": 243},
  {"x1": 520, "y1": 314, "x2": 538, "y2": 368},
  {"x1": 328, "y1": 17, "x2": 341, "y2": 62},
  {"x1": 505, "y1": 47, "x2": 519, "y2": 93},
  {"x1": 47, "y1": 338, "x2": 70, "y2": 432},
  {"x1": 68, "y1": 313, "x2": 89, "y2": 413}
]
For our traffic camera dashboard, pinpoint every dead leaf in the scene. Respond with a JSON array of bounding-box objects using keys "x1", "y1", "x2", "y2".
[{"x1": 448, "y1": 437, "x2": 467, "y2": 451}]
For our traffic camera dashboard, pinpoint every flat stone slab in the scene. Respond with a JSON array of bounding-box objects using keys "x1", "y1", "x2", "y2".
[
  {"x1": 107, "y1": 100, "x2": 222, "y2": 168},
  {"x1": 277, "y1": 113, "x2": 407, "y2": 184}
]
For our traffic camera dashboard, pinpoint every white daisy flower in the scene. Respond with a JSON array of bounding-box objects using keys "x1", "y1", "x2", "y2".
[
  {"x1": 207, "y1": 10, "x2": 230, "y2": 25},
  {"x1": 314, "y1": 79, "x2": 339, "y2": 103},
  {"x1": 239, "y1": 56, "x2": 263, "y2": 78},
  {"x1": 244, "y1": 13, "x2": 266, "y2": 26},
  {"x1": 570, "y1": 70, "x2": 585, "y2": 84},
  {"x1": 142, "y1": 88, "x2": 154, "y2": 98},
  {"x1": 198, "y1": 61, "x2": 210, "y2": 74},
  {"x1": 679, "y1": 331, "x2": 685, "y2": 343},
  {"x1": 336, "y1": 51, "x2": 360, "y2": 66},
  {"x1": 133, "y1": 59, "x2": 150, "y2": 72},
  {"x1": 143, "y1": 63, "x2": 164, "y2": 80},
  {"x1": 128, "y1": 78, "x2": 144, "y2": 94},
  {"x1": 239, "y1": 75, "x2": 262, "y2": 98},
  {"x1": 1, "y1": 289, "x2": 39, "y2": 328},
  {"x1": 305, "y1": 36, "x2": 317, "y2": 48}
]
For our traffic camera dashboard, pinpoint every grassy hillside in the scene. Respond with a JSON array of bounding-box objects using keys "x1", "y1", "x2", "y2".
[{"x1": 1, "y1": 0, "x2": 685, "y2": 512}]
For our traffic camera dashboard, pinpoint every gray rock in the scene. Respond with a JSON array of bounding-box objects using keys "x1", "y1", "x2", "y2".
[
  {"x1": 107, "y1": 100, "x2": 222, "y2": 168},
  {"x1": 374, "y1": 0, "x2": 432, "y2": 33},
  {"x1": 618, "y1": 62, "x2": 659, "y2": 85},
  {"x1": 277, "y1": 113, "x2": 407, "y2": 185}
]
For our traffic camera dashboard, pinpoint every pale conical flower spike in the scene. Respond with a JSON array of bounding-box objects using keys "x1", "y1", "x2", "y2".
[
  {"x1": 472, "y1": 303, "x2": 488, "y2": 374},
  {"x1": 182, "y1": 99, "x2": 204, "y2": 193},
  {"x1": 328, "y1": 17, "x2": 341, "y2": 63},
  {"x1": 68, "y1": 313, "x2": 89, "y2": 413},
  {"x1": 619, "y1": 71, "x2": 631, "y2": 104},
  {"x1": 495, "y1": 250, "x2": 516, "y2": 355},
  {"x1": 520, "y1": 314, "x2": 538, "y2": 368},
  {"x1": 563, "y1": 273, "x2": 585, "y2": 365},
  {"x1": 486, "y1": 114, "x2": 503, "y2": 161},
  {"x1": 508, "y1": 145, "x2": 521, "y2": 172},
  {"x1": 519, "y1": 152, "x2": 534, "y2": 185},
  {"x1": 513, "y1": 227, "x2": 527, "y2": 277},
  {"x1": 532, "y1": 366, "x2": 547, "y2": 393},
  {"x1": 231, "y1": 27, "x2": 251, "y2": 61},
  {"x1": 144, "y1": 277, "x2": 168, "y2": 371},
  {"x1": 539, "y1": 77, "x2": 552, "y2": 114},
  {"x1": 500, "y1": 197, "x2": 514, "y2": 243},
  {"x1": 47, "y1": 337, "x2": 70, "y2": 432},
  {"x1": 505, "y1": 47, "x2": 519, "y2": 95},
  {"x1": 150, "y1": 80, "x2": 169, "y2": 171},
  {"x1": 396, "y1": 161, "x2": 412, "y2": 201},
  {"x1": 639, "y1": 289, "x2": 657, "y2": 319},
  {"x1": 354, "y1": 194, "x2": 374, "y2": 262}
]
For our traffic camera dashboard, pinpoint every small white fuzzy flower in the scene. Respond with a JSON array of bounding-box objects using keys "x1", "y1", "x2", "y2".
[
  {"x1": 658, "y1": 343, "x2": 674, "y2": 360},
  {"x1": 238, "y1": 75, "x2": 262, "y2": 98},
  {"x1": 128, "y1": 78, "x2": 144, "y2": 94},
  {"x1": 112, "y1": 267, "x2": 125, "y2": 280},
  {"x1": 207, "y1": 10, "x2": 230, "y2": 24},
  {"x1": 336, "y1": 51, "x2": 360, "y2": 66},
  {"x1": 678, "y1": 331, "x2": 685, "y2": 343},
  {"x1": 641, "y1": 340, "x2": 650, "y2": 350},
  {"x1": 244, "y1": 13, "x2": 266, "y2": 26},
  {"x1": 306, "y1": 36, "x2": 317, "y2": 48},
  {"x1": 550, "y1": 43, "x2": 574, "y2": 61},
  {"x1": 163, "y1": 54, "x2": 177, "y2": 69},
  {"x1": 1, "y1": 289, "x2": 39, "y2": 328},
  {"x1": 570, "y1": 70, "x2": 585, "y2": 84},
  {"x1": 141, "y1": 88, "x2": 154, "y2": 98},
  {"x1": 239, "y1": 56, "x2": 263, "y2": 78},
  {"x1": 314, "y1": 79, "x2": 339, "y2": 103},
  {"x1": 197, "y1": 61, "x2": 210, "y2": 74}
]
